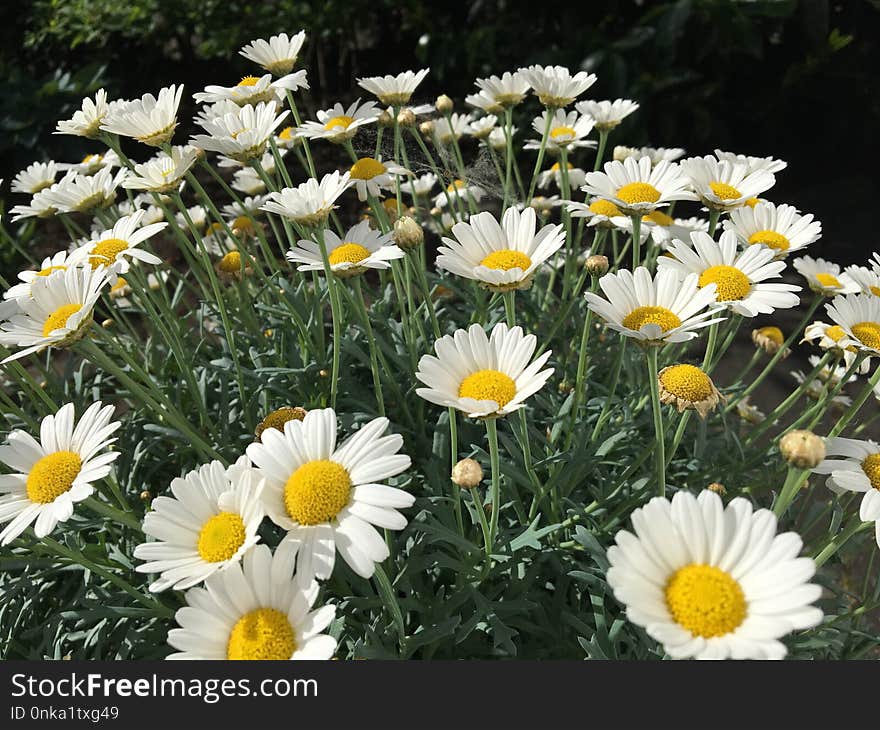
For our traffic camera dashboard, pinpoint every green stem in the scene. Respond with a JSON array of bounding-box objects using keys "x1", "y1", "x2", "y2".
[
  {"x1": 646, "y1": 347, "x2": 666, "y2": 496},
  {"x1": 352, "y1": 277, "x2": 385, "y2": 416},
  {"x1": 485, "y1": 418, "x2": 502, "y2": 554}
]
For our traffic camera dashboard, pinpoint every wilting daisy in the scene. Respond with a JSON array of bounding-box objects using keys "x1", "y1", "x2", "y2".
[
  {"x1": 55, "y1": 88, "x2": 113, "y2": 138},
  {"x1": 357, "y1": 69, "x2": 429, "y2": 106},
  {"x1": 0, "y1": 265, "x2": 109, "y2": 362},
  {"x1": 194, "y1": 73, "x2": 308, "y2": 107},
  {"x1": 474, "y1": 71, "x2": 531, "y2": 108},
  {"x1": 614, "y1": 146, "x2": 686, "y2": 165},
  {"x1": 736, "y1": 397, "x2": 765, "y2": 425},
  {"x1": 657, "y1": 364, "x2": 724, "y2": 418},
  {"x1": 581, "y1": 156, "x2": 695, "y2": 217},
  {"x1": 3, "y1": 251, "x2": 81, "y2": 303},
  {"x1": 680, "y1": 155, "x2": 776, "y2": 212},
  {"x1": 752, "y1": 326, "x2": 788, "y2": 356},
  {"x1": 791, "y1": 368, "x2": 852, "y2": 406},
  {"x1": 432, "y1": 113, "x2": 472, "y2": 146},
  {"x1": 244, "y1": 408, "x2": 413, "y2": 581},
  {"x1": 261, "y1": 171, "x2": 352, "y2": 227},
  {"x1": 525, "y1": 109, "x2": 595, "y2": 153},
  {"x1": 585, "y1": 266, "x2": 723, "y2": 345},
  {"x1": 134, "y1": 457, "x2": 265, "y2": 592},
  {"x1": 658, "y1": 230, "x2": 800, "y2": 317},
  {"x1": 607, "y1": 489, "x2": 822, "y2": 660},
  {"x1": 714, "y1": 149, "x2": 787, "y2": 175},
  {"x1": 167, "y1": 543, "x2": 336, "y2": 660},
  {"x1": 793, "y1": 256, "x2": 860, "y2": 296},
  {"x1": 190, "y1": 101, "x2": 289, "y2": 163},
  {"x1": 436, "y1": 207, "x2": 564, "y2": 292},
  {"x1": 519, "y1": 65, "x2": 596, "y2": 107},
  {"x1": 846, "y1": 265, "x2": 880, "y2": 298},
  {"x1": 0, "y1": 402, "x2": 121, "y2": 545},
  {"x1": 825, "y1": 293, "x2": 880, "y2": 356},
  {"x1": 123, "y1": 145, "x2": 199, "y2": 193},
  {"x1": 43, "y1": 168, "x2": 126, "y2": 214},
  {"x1": 416, "y1": 322, "x2": 553, "y2": 418},
  {"x1": 296, "y1": 98, "x2": 380, "y2": 143},
  {"x1": 724, "y1": 201, "x2": 822, "y2": 258},
  {"x1": 240, "y1": 31, "x2": 307, "y2": 76},
  {"x1": 11, "y1": 161, "x2": 58, "y2": 194},
  {"x1": 75, "y1": 210, "x2": 165, "y2": 274},
  {"x1": 813, "y1": 438, "x2": 880, "y2": 547},
  {"x1": 347, "y1": 156, "x2": 411, "y2": 202},
  {"x1": 575, "y1": 99, "x2": 640, "y2": 131},
  {"x1": 537, "y1": 162, "x2": 587, "y2": 191},
  {"x1": 433, "y1": 179, "x2": 485, "y2": 209},
  {"x1": 101, "y1": 85, "x2": 183, "y2": 147},
  {"x1": 287, "y1": 220, "x2": 403, "y2": 278}
]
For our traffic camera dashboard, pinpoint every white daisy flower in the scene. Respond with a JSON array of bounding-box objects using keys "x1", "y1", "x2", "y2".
[
  {"x1": 190, "y1": 101, "x2": 289, "y2": 163},
  {"x1": 474, "y1": 71, "x2": 531, "y2": 108},
  {"x1": 566, "y1": 198, "x2": 625, "y2": 229},
  {"x1": 54, "y1": 89, "x2": 114, "y2": 138},
  {"x1": 791, "y1": 367, "x2": 853, "y2": 405},
  {"x1": 11, "y1": 161, "x2": 58, "y2": 194},
  {"x1": 287, "y1": 220, "x2": 403, "y2": 278},
  {"x1": 222, "y1": 195, "x2": 267, "y2": 220},
  {"x1": 584, "y1": 266, "x2": 724, "y2": 345},
  {"x1": 431, "y1": 113, "x2": 472, "y2": 146},
  {"x1": 0, "y1": 402, "x2": 121, "y2": 545},
  {"x1": 652, "y1": 215, "x2": 710, "y2": 247},
  {"x1": 806, "y1": 354, "x2": 858, "y2": 386},
  {"x1": 436, "y1": 207, "x2": 564, "y2": 292},
  {"x1": 56, "y1": 150, "x2": 121, "y2": 176},
  {"x1": 8, "y1": 188, "x2": 59, "y2": 221},
  {"x1": 296, "y1": 98, "x2": 380, "y2": 143},
  {"x1": 607, "y1": 489, "x2": 822, "y2": 660},
  {"x1": 487, "y1": 126, "x2": 512, "y2": 151},
  {"x1": 100, "y1": 85, "x2": 183, "y2": 147},
  {"x1": 724, "y1": 201, "x2": 822, "y2": 258},
  {"x1": 244, "y1": 408, "x2": 413, "y2": 582},
  {"x1": 824, "y1": 293, "x2": 880, "y2": 356},
  {"x1": 581, "y1": 156, "x2": 695, "y2": 216},
  {"x1": 845, "y1": 264, "x2": 880, "y2": 298},
  {"x1": 801, "y1": 322, "x2": 872, "y2": 377},
  {"x1": 614, "y1": 145, "x2": 686, "y2": 165},
  {"x1": 194, "y1": 72, "x2": 308, "y2": 107},
  {"x1": 537, "y1": 161, "x2": 587, "y2": 192},
  {"x1": 658, "y1": 230, "x2": 800, "y2": 317},
  {"x1": 75, "y1": 210, "x2": 166, "y2": 274},
  {"x1": 518, "y1": 64, "x2": 596, "y2": 107},
  {"x1": 680, "y1": 155, "x2": 776, "y2": 212},
  {"x1": 347, "y1": 156, "x2": 411, "y2": 202},
  {"x1": 793, "y1": 256, "x2": 860, "y2": 296},
  {"x1": 525, "y1": 109, "x2": 595, "y2": 153},
  {"x1": 134, "y1": 457, "x2": 265, "y2": 592},
  {"x1": 122, "y1": 145, "x2": 199, "y2": 193},
  {"x1": 356, "y1": 69, "x2": 430, "y2": 106},
  {"x1": 192, "y1": 99, "x2": 242, "y2": 128},
  {"x1": 3, "y1": 251, "x2": 80, "y2": 303},
  {"x1": 401, "y1": 172, "x2": 437, "y2": 198},
  {"x1": 167, "y1": 543, "x2": 336, "y2": 660},
  {"x1": 465, "y1": 90, "x2": 503, "y2": 115},
  {"x1": 260, "y1": 171, "x2": 352, "y2": 227},
  {"x1": 468, "y1": 114, "x2": 498, "y2": 140},
  {"x1": 736, "y1": 396, "x2": 765, "y2": 425},
  {"x1": 415, "y1": 322, "x2": 554, "y2": 418},
  {"x1": 175, "y1": 205, "x2": 207, "y2": 232},
  {"x1": 523, "y1": 195, "x2": 563, "y2": 213},
  {"x1": 714, "y1": 149, "x2": 787, "y2": 175},
  {"x1": 42, "y1": 168, "x2": 127, "y2": 214},
  {"x1": 239, "y1": 31, "x2": 307, "y2": 76},
  {"x1": 575, "y1": 99, "x2": 639, "y2": 131},
  {"x1": 118, "y1": 196, "x2": 165, "y2": 226},
  {"x1": 433, "y1": 178, "x2": 485, "y2": 209},
  {"x1": 231, "y1": 167, "x2": 267, "y2": 196}
]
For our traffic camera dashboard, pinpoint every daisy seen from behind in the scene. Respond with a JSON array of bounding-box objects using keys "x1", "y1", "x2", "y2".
[
  {"x1": 101, "y1": 85, "x2": 184, "y2": 147},
  {"x1": 260, "y1": 171, "x2": 352, "y2": 227},
  {"x1": 357, "y1": 69, "x2": 429, "y2": 106},
  {"x1": 239, "y1": 31, "x2": 307, "y2": 76}
]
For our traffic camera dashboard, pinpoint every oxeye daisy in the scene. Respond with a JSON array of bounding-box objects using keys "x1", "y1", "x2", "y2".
[
  {"x1": 736, "y1": 396, "x2": 765, "y2": 425},
  {"x1": 11, "y1": 161, "x2": 58, "y2": 194},
  {"x1": 433, "y1": 179, "x2": 485, "y2": 210},
  {"x1": 608, "y1": 489, "x2": 823, "y2": 659},
  {"x1": 54, "y1": 89, "x2": 114, "y2": 138},
  {"x1": 432, "y1": 113, "x2": 472, "y2": 146},
  {"x1": 487, "y1": 126, "x2": 512, "y2": 152},
  {"x1": 435, "y1": 207, "x2": 565, "y2": 292},
  {"x1": 166, "y1": 543, "x2": 336, "y2": 660},
  {"x1": 3, "y1": 251, "x2": 78, "y2": 303},
  {"x1": 239, "y1": 31, "x2": 307, "y2": 76},
  {"x1": 802, "y1": 321, "x2": 869, "y2": 373},
  {"x1": 714, "y1": 149, "x2": 787, "y2": 175},
  {"x1": 467, "y1": 114, "x2": 498, "y2": 141},
  {"x1": 525, "y1": 109, "x2": 595, "y2": 154},
  {"x1": 255, "y1": 407, "x2": 307, "y2": 441},
  {"x1": 244, "y1": 408, "x2": 413, "y2": 582},
  {"x1": 347, "y1": 156, "x2": 411, "y2": 202},
  {"x1": 134, "y1": 457, "x2": 265, "y2": 592},
  {"x1": 415, "y1": 322, "x2": 554, "y2": 418},
  {"x1": 614, "y1": 145, "x2": 686, "y2": 165},
  {"x1": 791, "y1": 366, "x2": 853, "y2": 405},
  {"x1": 100, "y1": 85, "x2": 183, "y2": 147},
  {"x1": 581, "y1": 156, "x2": 695, "y2": 216},
  {"x1": 75, "y1": 210, "x2": 166, "y2": 274},
  {"x1": 194, "y1": 72, "x2": 308, "y2": 107},
  {"x1": 474, "y1": 71, "x2": 531, "y2": 109},
  {"x1": 845, "y1": 264, "x2": 880, "y2": 298},
  {"x1": 401, "y1": 172, "x2": 438, "y2": 198},
  {"x1": 792, "y1": 256, "x2": 860, "y2": 297},
  {"x1": 465, "y1": 91, "x2": 503, "y2": 115},
  {"x1": 567, "y1": 198, "x2": 625, "y2": 229},
  {"x1": 657, "y1": 363, "x2": 724, "y2": 418},
  {"x1": 261, "y1": 171, "x2": 352, "y2": 227},
  {"x1": 574, "y1": 99, "x2": 640, "y2": 131},
  {"x1": 193, "y1": 99, "x2": 242, "y2": 128},
  {"x1": 724, "y1": 202, "x2": 822, "y2": 258},
  {"x1": 658, "y1": 230, "x2": 801, "y2": 317},
  {"x1": 57, "y1": 150, "x2": 121, "y2": 176},
  {"x1": 824, "y1": 292, "x2": 880, "y2": 356},
  {"x1": 752, "y1": 326, "x2": 789, "y2": 356},
  {"x1": 356, "y1": 69, "x2": 429, "y2": 106},
  {"x1": 584, "y1": 266, "x2": 724, "y2": 345},
  {"x1": 0, "y1": 402, "x2": 121, "y2": 545},
  {"x1": 651, "y1": 215, "x2": 710, "y2": 247},
  {"x1": 0, "y1": 265, "x2": 109, "y2": 362},
  {"x1": 680, "y1": 155, "x2": 776, "y2": 212},
  {"x1": 231, "y1": 167, "x2": 267, "y2": 196},
  {"x1": 8, "y1": 187, "x2": 59, "y2": 221},
  {"x1": 190, "y1": 101, "x2": 290, "y2": 163},
  {"x1": 122, "y1": 145, "x2": 199, "y2": 193},
  {"x1": 42, "y1": 168, "x2": 127, "y2": 214},
  {"x1": 287, "y1": 220, "x2": 403, "y2": 278},
  {"x1": 537, "y1": 161, "x2": 587, "y2": 191},
  {"x1": 519, "y1": 65, "x2": 596, "y2": 107},
  {"x1": 295, "y1": 98, "x2": 380, "y2": 144}
]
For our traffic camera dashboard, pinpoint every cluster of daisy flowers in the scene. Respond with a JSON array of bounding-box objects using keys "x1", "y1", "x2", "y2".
[{"x1": 1, "y1": 28, "x2": 878, "y2": 662}]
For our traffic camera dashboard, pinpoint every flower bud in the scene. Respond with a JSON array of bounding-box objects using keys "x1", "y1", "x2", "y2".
[
  {"x1": 452, "y1": 458, "x2": 483, "y2": 488},
  {"x1": 419, "y1": 120, "x2": 434, "y2": 137},
  {"x1": 397, "y1": 108, "x2": 416, "y2": 128},
  {"x1": 752, "y1": 326, "x2": 787, "y2": 356},
  {"x1": 435, "y1": 94, "x2": 454, "y2": 115},
  {"x1": 585, "y1": 254, "x2": 609, "y2": 277},
  {"x1": 393, "y1": 216, "x2": 424, "y2": 251},
  {"x1": 779, "y1": 430, "x2": 825, "y2": 469},
  {"x1": 377, "y1": 110, "x2": 394, "y2": 128}
]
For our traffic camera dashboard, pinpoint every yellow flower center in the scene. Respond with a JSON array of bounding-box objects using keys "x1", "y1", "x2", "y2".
[
  {"x1": 82, "y1": 153, "x2": 100, "y2": 165},
  {"x1": 89, "y1": 238, "x2": 129, "y2": 268},
  {"x1": 324, "y1": 115, "x2": 354, "y2": 131},
  {"x1": 709, "y1": 181, "x2": 742, "y2": 200},
  {"x1": 622, "y1": 306, "x2": 682, "y2": 333},
  {"x1": 698, "y1": 264, "x2": 752, "y2": 301},
  {"x1": 616, "y1": 182, "x2": 661, "y2": 205},
  {"x1": 43, "y1": 304, "x2": 82, "y2": 337},
  {"x1": 278, "y1": 126, "x2": 294, "y2": 140},
  {"x1": 589, "y1": 199, "x2": 621, "y2": 217},
  {"x1": 851, "y1": 321, "x2": 880, "y2": 350},
  {"x1": 26, "y1": 450, "x2": 82, "y2": 504},
  {"x1": 550, "y1": 162, "x2": 572, "y2": 171},
  {"x1": 36, "y1": 265, "x2": 67, "y2": 277},
  {"x1": 328, "y1": 242, "x2": 371, "y2": 266},
  {"x1": 218, "y1": 251, "x2": 242, "y2": 273},
  {"x1": 861, "y1": 453, "x2": 880, "y2": 490},
  {"x1": 255, "y1": 407, "x2": 306, "y2": 439},
  {"x1": 480, "y1": 250, "x2": 532, "y2": 271},
  {"x1": 237, "y1": 76, "x2": 261, "y2": 87},
  {"x1": 197, "y1": 512, "x2": 247, "y2": 562},
  {"x1": 284, "y1": 459, "x2": 352, "y2": 525},
  {"x1": 744, "y1": 197, "x2": 761, "y2": 208},
  {"x1": 549, "y1": 125, "x2": 576, "y2": 140},
  {"x1": 825, "y1": 325, "x2": 846, "y2": 342},
  {"x1": 748, "y1": 230, "x2": 790, "y2": 252},
  {"x1": 665, "y1": 564, "x2": 747, "y2": 638},
  {"x1": 447, "y1": 179, "x2": 466, "y2": 193},
  {"x1": 643, "y1": 210, "x2": 674, "y2": 227},
  {"x1": 659, "y1": 364, "x2": 715, "y2": 402},
  {"x1": 227, "y1": 608, "x2": 297, "y2": 660},
  {"x1": 110, "y1": 277, "x2": 129, "y2": 294},
  {"x1": 458, "y1": 369, "x2": 517, "y2": 408},
  {"x1": 232, "y1": 215, "x2": 254, "y2": 234},
  {"x1": 350, "y1": 157, "x2": 386, "y2": 180},
  {"x1": 814, "y1": 272, "x2": 841, "y2": 289},
  {"x1": 756, "y1": 326, "x2": 784, "y2": 345}
]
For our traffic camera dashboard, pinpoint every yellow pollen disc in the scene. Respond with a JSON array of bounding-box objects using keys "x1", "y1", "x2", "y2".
[
  {"x1": 36, "y1": 265, "x2": 67, "y2": 277},
  {"x1": 480, "y1": 249, "x2": 532, "y2": 271},
  {"x1": 82, "y1": 153, "x2": 100, "y2": 164},
  {"x1": 278, "y1": 126, "x2": 294, "y2": 140},
  {"x1": 825, "y1": 325, "x2": 846, "y2": 342},
  {"x1": 350, "y1": 157, "x2": 386, "y2": 180},
  {"x1": 861, "y1": 453, "x2": 880, "y2": 490},
  {"x1": 757, "y1": 326, "x2": 783, "y2": 345},
  {"x1": 748, "y1": 230, "x2": 790, "y2": 252},
  {"x1": 110, "y1": 277, "x2": 129, "y2": 293},
  {"x1": 324, "y1": 115, "x2": 354, "y2": 131},
  {"x1": 197, "y1": 512, "x2": 246, "y2": 562},
  {"x1": 550, "y1": 162, "x2": 572, "y2": 171},
  {"x1": 227, "y1": 608, "x2": 296, "y2": 660},
  {"x1": 206, "y1": 222, "x2": 225, "y2": 236},
  {"x1": 616, "y1": 182, "x2": 661, "y2": 205},
  {"x1": 328, "y1": 243, "x2": 370, "y2": 266},
  {"x1": 642, "y1": 210, "x2": 674, "y2": 227},
  {"x1": 851, "y1": 321, "x2": 880, "y2": 350},
  {"x1": 589, "y1": 199, "x2": 622, "y2": 217},
  {"x1": 744, "y1": 197, "x2": 761, "y2": 208},
  {"x1": 237, "y1": 76, "x2": 261, "y2": 87},
  {"x1": 869, "y1": 286, "x2": 880, "y2": 297},
  {"x1": 659, "y1": 364, "x2": 714, "y2": 402},
  {"x1": 815, "y1": 272, "x2": 841, "y2": 288},
  {"x1": 458, "y1": 369, "x2": 517, "y2": 408},
  {"x1": 665, "y1": 564, "x2": 747, "y2": 638},
  {"x1": 218, "y1": 251, "x2": 242, "y2": 273},
  {"x1": 709, "y1": 181, "x2": 742, "y2": 200},
  {"x1": 698, "y1": 265, "x2": 751, "y2": 301},
  {"x1": 256, "y1": 407, "x2": 306, "y2": 438},
  {"x1": 284, "y1": 459, "x2": 352, "y2": 525},
  {"x1": 447, "y1": 179, "x2": 466, "y2": 193},
  {"x1": 622, "y1": 306, "x2": 682, "y2": 333},
  {"x1": 232, "y1": 215, "x2": 254, "y2": 233},
  {"x1": 26, "y1": 450, "x2": 82, "y2": 504},
  {"x1": 550, "y1": 125, "x2": 576, "y2": 140},
  {"x1": 43, "y1": 304, "x2": 82, "y2": 337},
  {"x1": 89, "y1": 238, "x2": 129, "y2": 269}
]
